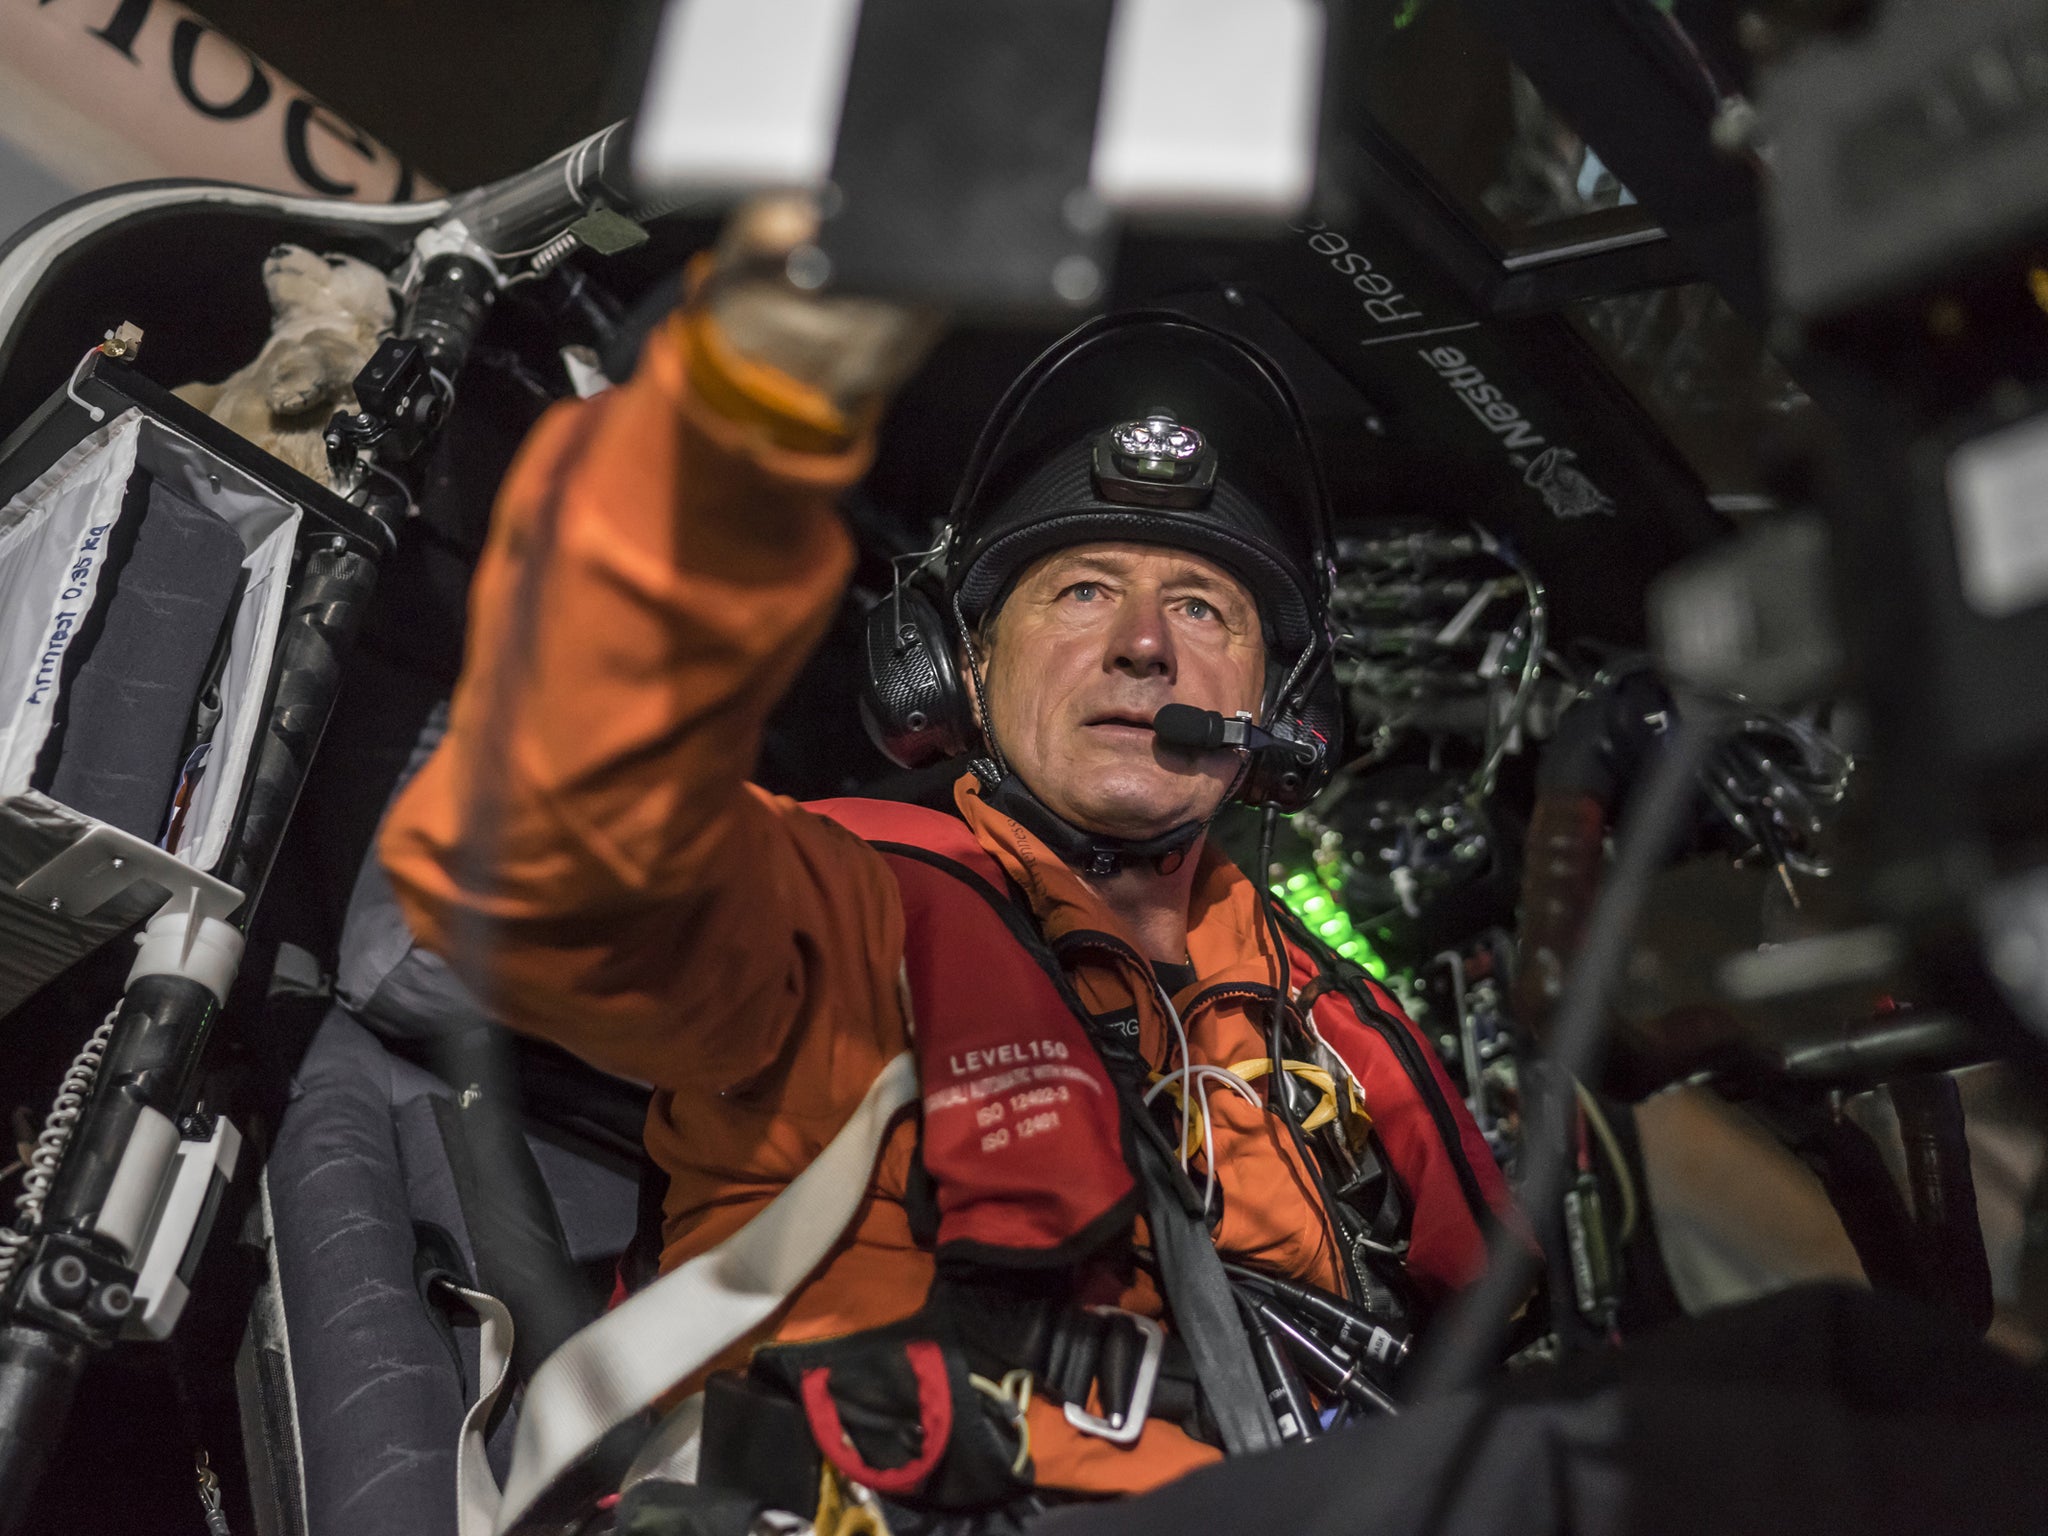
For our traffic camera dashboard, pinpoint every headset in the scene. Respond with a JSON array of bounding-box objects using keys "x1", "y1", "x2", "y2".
[{"x1": 857, "y1": 308, "x2": 1344, "y2": 815}]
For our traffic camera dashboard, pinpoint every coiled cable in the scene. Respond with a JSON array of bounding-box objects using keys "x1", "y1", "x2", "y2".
[{"x1": 0, "y1": 1007, "x2": 119, "y2": 1293}]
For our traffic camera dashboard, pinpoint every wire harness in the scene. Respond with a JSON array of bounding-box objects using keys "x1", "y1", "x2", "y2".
[{"x1": 0, "y1": 1008, "x2": 119, "y2": 1295}]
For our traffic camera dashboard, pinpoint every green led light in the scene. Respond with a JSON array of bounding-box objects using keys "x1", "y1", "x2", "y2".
[
  {"x1": 1334, "y1": 934, "x2": 1390, "y2": 980},
  {"x1": 1274, "y1": 865, "x2": 1392, "y2": 981}
]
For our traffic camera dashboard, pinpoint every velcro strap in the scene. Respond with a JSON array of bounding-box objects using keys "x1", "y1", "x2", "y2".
[{"x1": 800, "y1": 1341, "x2": 954, "y2": 1497}]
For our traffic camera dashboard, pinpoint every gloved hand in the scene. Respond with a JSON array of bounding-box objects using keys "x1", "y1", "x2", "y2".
[
  {"x1": 700, "y1": 194, "x2": 945, "y2": 424},
  {"x1": 1536, "y1": 668, "x2": 1676, "y2": 812}
]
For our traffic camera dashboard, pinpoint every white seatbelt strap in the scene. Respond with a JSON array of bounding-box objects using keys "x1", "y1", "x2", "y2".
[
  {"x1": 453, "y1": 1285, "x2": 517, "y2": 1536},
  {"x1": 460, "y1": 1050, "x2": 919, "y2": 1536}
]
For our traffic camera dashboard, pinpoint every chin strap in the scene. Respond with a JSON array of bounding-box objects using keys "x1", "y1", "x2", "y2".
[{"x1": 979, "y1": 766, "x2": 1204, "y2": 879}]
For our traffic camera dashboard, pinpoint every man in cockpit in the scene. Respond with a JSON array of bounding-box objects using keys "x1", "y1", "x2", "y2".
[{"x1": 382, "y1": 201, "x2": 1510, "y2": 1517}]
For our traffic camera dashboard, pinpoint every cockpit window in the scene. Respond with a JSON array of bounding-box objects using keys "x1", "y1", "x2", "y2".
[{"x1": 1352, "y1": 0, "x2": 1663, "y2": 265}]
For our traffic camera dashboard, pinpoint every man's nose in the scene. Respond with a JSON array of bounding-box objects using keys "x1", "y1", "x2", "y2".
[{"x1": 1108, "y1": 598, "x2": 1174, "y2": 678}]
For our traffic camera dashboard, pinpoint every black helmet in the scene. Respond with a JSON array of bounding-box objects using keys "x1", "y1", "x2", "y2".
[
  {"x1": 858, "y1": 307, "x2": 1342, "y2": 870},
  {"x1": 944, "y1": 312, "x2": 1329, "y2": 660}
]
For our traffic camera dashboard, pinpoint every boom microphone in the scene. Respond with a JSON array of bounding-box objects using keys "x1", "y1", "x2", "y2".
[
  {"x1": 1152, "y1": 702, "x2": 1235, "y2": 751},
  {"x1": 1153, "y1": 703, "x2": 1311, "y2": 760}
]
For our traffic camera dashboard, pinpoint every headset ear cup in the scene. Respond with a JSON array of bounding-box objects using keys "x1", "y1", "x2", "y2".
[
  {"x1": 1239, "y1": 650, "x2": 1342, "y2": 812},
  {"x1": 858, "y1": 577, "x2": 979, "y2": 769}
]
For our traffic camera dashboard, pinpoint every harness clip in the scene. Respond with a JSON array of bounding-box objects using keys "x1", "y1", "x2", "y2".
[{"x1": 1062, "y1": 1307, "x2": 1164, "y2": 1446}]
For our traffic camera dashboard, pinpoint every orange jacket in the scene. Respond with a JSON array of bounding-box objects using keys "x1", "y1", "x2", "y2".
[{"x1": 381, "y1": 306, "x2": 1508, "y2": 1496}]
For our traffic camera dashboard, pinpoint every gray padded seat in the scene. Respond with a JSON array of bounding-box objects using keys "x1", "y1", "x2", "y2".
[{"x1": 239, "y1": 705, "x2": 643, "y2": 1536}]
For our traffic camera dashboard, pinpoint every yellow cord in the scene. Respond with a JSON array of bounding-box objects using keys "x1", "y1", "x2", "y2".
[
  {"x1": 1149, "y1": 1058, "x2": 1370, "y2": 1159},
  {"x1": 969, "y1": 1368, "x2": 1034, "y2": 1475},
  {"x1": 1574, "y1": 1081, "x2": 1640, "y2": 1246},
  {"x1": 814, "y1": 1463, "x2": 894, "y2": 1536}
]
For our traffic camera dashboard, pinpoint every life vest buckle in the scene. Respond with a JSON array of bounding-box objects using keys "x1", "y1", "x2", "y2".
[{"x1": 1060, "y1": 1307, "x2": 1163, "y2": 1446}]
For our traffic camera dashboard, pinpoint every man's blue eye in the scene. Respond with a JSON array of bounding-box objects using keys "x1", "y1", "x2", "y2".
[
  {"x1": 1185, "y1": 598, "x2": 1215, "y2": 620},
  {"x1": 1069, "y1": 582, "x2": 1099, "y2": 601}
]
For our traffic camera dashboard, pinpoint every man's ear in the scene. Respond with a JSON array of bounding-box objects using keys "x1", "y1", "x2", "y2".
[
  {"x1": 957, "y1": 609, "x2": 1002, "y2": 751},
  {"x1": 958, "y1": 628, "x2": 988, "y2": 725},
  {"x1": 957, "y1": 638, "x2": 980, "y2": 706}
]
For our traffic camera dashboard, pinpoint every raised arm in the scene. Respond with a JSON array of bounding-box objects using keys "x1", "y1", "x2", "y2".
[{"x1": 380, "y1": 207, "x2": 935, "y2": 1090}]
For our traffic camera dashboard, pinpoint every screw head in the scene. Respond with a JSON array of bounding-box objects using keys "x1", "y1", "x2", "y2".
[
  {"x1": 91, "y1": 1282, "x2": 134, "y2": 1322},
  {"x1": 43, "y1": 1253, "x2": 90, "y2": 1305}
]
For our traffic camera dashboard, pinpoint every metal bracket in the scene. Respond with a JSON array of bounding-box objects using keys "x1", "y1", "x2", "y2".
[
  {"x1": 15, "y1": 822, "x2": 242, "y2": 932},
  {"x1": 128, "y1": 1118, "x2": 242, "y2": 1341},
  {"x1": 9, "y1": 1231, "x2": 138, "y2": 1346}
]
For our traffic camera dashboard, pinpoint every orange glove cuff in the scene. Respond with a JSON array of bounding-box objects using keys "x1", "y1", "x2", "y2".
[{"x1": 678, "y1": 252, "x2": 855, "y2": 455}]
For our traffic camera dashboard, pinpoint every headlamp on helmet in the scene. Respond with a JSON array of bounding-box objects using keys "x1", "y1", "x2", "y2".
[{"x1": 1092, "y1": 413, "x2": 1217, "y2": 508}]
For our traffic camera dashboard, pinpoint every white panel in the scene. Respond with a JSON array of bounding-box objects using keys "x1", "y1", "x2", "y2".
[
  {"x1": 128, "y1": 1118, "x2": 242, "y2": 1341},
  {"x1": 0, "y1": 413, "x2": 143, "y2": 794},
  {"x1": 1091, "y1": 0, "x2": 1324, "y2": 216},
  {"x1": 0, "y1": 410, "x2": 303, "y2": 876},
  {"x1": 1950, "y1": 411, "x2": 2048, "y2": 618},
  {"x1": 632, "y1": 0, "x2": 865, "y2": 195}
]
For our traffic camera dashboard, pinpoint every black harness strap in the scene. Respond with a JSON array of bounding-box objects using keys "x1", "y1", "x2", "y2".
[{"x1": 871, "y1": 839, "x2": 1280, "y2": 1458}]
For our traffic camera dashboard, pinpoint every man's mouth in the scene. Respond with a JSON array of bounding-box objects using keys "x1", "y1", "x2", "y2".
[{"x1": 1083, "y1": 710, "x2": 1159, "y2": 733}]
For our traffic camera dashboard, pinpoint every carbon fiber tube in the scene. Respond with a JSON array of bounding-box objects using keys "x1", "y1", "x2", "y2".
[
  {"x1": 445, "y1": 122, "x2": 632, "y2": 255},
  {"x1": 1893, "y1": 1073, "x2": 1994, "y2": 1334},
  {"x1": 39, "y1": 976, "x2": 219, "y2": 1239},
  {"x1": 406, "y1": 254, "x2": 497, "y2": 379},
  {"x1": 223, "y1": 546, "x2": 378, "y2": 903},
  {"x1": 0, "y1": 1324, "x2": 86, "y2": 1536}
]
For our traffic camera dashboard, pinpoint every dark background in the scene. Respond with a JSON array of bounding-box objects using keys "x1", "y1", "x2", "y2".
[{"x1": 181, "y1": 0, "x2": 665, "y2": 190}]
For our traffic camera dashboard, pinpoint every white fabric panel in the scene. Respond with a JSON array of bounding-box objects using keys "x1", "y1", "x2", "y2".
[
  {"x1": 0, "y1": 409, "x2": 299, "y2": 873},
  {"x1": 0, "y1": 411, "x2": 142, "y2": 792}
]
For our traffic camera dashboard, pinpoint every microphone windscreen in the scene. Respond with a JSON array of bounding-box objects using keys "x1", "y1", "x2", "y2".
[{"x1": 1152, "y1": 703, "x2": 1224, "y2": 751}]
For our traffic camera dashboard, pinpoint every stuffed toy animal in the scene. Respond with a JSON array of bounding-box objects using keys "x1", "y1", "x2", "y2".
[{"x1": 174, "y1": 244, "x2": 395, "y2": 488}]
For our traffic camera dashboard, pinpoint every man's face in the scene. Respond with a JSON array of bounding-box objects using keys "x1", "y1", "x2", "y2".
[{"x1": 977, "y1": 541, "x2": 1267, "y2": 841}]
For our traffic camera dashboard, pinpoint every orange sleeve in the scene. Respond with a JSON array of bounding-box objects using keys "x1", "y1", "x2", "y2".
[{"x1": 378, "y1": 309, "x2": 904, "y2": 1090}]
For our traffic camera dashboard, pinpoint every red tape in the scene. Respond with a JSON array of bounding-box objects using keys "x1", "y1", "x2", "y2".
[{"x1": 799, "y1": 1339, "x2": 954, "y2": 1497}]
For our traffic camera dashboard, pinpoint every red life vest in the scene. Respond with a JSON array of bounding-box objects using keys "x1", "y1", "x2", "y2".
[
  {"x1": 805, "y1": 795, "x2": 1508, "y2": 1292},
  {"x1": 682, "y1": 796, "x2": 1518, "y2": 1508}
]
